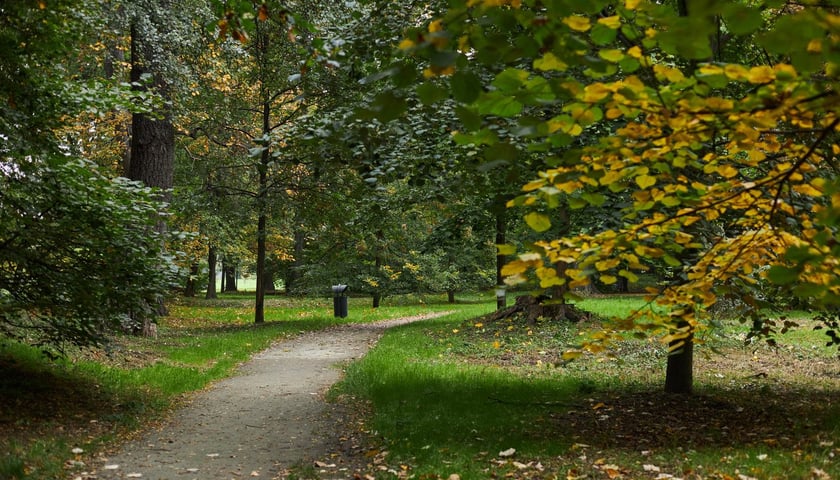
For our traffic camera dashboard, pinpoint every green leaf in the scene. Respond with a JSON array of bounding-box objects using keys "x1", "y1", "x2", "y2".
[
  {"x1": 492, "y1": 68, "x2": 529, "y2": 93},
  {"x1": 767, "y1": 265, "x2": 799, "y2": 285},
  {"x1": 417, "y1": 82, "x2": 448, "y2": 105},
  {"x1": 477, "y1": 92, "x2": 523, "y2": 117},
  {"x1": 591, "y1": 23, "x2": 617, "y2": 46},
  {"x1": 721, "y1": 4, "x2": 764, "y2": 35},
  {"x1": 524, "y1": 212, "x2": 552, "y2": 232},
  {"x1": 451, "y1": 70, "x2": 482, "y2": 103},
  {"x1": 484, "y1": 142, "x2": 518, "y2": 162},
  {"x1": 455, "y1": 105, "x2": 482, "y2": 131}
]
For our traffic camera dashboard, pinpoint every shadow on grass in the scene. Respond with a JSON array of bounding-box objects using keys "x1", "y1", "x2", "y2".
[{"x1": 342, "y1": 331, "x2": 840, "y2": 465}]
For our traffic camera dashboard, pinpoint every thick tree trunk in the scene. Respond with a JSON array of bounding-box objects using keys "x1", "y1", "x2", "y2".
[
  {"x1": 665, "y1": 324, "x2": 694, "y2": 394},
  {"x1": 205, "y1": 246, "x2": 217, "y2": 299},
  {"x1": 127, "y1": 20, "x2": 174, "y2": 335},
  {"x1": 263, "y1": 264, "x2": 276, "y2": 294},
  {"x1": 223, "y1": 265, "x2": 237, "y2": 292},
  {"x1": 184, "y1": 263, "x2": 198, "y2": 297}
]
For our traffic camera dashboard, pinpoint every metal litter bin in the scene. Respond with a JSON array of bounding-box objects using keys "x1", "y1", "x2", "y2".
[{"x1": 332, "y1": 284, "x2": 349, "y2": 318}]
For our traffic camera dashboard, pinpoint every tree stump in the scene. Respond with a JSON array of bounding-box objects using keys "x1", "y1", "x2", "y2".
[{"x1": 489, "y1": 295, "x2": 589, "y2": 325}]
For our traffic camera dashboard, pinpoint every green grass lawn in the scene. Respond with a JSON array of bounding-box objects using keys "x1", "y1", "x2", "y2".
[
  {"x1": 332, "y1": 295, "x2": 840, "y2": 480},
  {"x1": 1, "y1": 293, "x2": 838, "y2": 480}
]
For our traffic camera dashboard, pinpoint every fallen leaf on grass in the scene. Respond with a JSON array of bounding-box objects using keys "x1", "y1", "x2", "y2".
[
  {"x1": 499, "y1": 447, "x2": 516, "y2": 457},
  {"x1": 643, "y1": 464, "x2": 661, "y2": 472}
]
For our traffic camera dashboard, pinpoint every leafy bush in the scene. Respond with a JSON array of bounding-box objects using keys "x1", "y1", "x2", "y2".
[{"x1": 0, "y1": 157, "x2": 182, "y2": 353}]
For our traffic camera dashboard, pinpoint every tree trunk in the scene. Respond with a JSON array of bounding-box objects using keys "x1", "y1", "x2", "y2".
[
  {"x1": 285, "y1": 228, "x2": 305, "y2": 295},
  {"x1": 495, "y1": 206, "x2": 507, "y2": 310},
  {"x1": 184, "y1": 263, "x2": 198, "y2": 297},
  {"x1": 263, "y1": 264, "x2": 276, "y2": 294},
  {"x1": 223, "y1": 265, "x2": 237, "y2": 292},
  {"x1": 448, "y1": 290, "x2": 455, "y2": 303},
  {"x1": 127, "y1": 20, "x2": 174, "y2": 335},
  {"x1": 665, "y1": 323, "x2": 694, "y2": 394},
  {"x1": 205, "y1": 245, "x2": 217, "y2": 300}
]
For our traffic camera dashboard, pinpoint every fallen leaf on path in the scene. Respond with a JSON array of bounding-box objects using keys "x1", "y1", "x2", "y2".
[
  {"x1": 104, "y1": 464, "x2": 119, "y2": 470},
  {"x1": 250, "y1": 471, "x2": 260, "y2": 476},
  {"x1": 126, "y1": 474, "x2": 142, "y2": 478},
  {"x1": 314, "y1": 461, "x2": 336, "y2": 468}
]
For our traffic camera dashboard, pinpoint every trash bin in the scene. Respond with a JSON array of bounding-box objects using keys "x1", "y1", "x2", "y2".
[{"x1": 332, "y1": 284, "x2": 349, "y2": 318}]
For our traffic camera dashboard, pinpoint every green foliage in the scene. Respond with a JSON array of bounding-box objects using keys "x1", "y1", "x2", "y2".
[
  {"x1": 384, "y1": 0, "x2": 840, "y2": 372},
  {"x1": 0, "y1": 158, "x2": 182, "y2": 353}
]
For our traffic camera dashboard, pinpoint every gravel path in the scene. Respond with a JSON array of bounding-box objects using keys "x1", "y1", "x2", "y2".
[{"x1": 85, "y1": 313, "x2": 448, "y2": 480}]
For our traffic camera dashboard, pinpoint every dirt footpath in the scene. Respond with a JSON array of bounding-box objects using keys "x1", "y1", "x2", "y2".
[{"x1": 85, "y1": 313, "x2": 447, "y2": 480}]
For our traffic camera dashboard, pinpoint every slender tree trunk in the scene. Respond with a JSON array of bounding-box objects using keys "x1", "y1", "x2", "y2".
[
  {"x1": 205, "y1": 245, "x2": 217, "y2": 299},
  {"x1": 495, "y1": 205, "x2": 507, "y2": 310},
  {"x1": 448, "y1": 290, "x2": 456, "y2": 303},
  {"x1": 285, "y1": 228, "x2": 305, "y2": 295},
  {"x1": 372, "y1": 251, "x2": 382, "y2": 309}
]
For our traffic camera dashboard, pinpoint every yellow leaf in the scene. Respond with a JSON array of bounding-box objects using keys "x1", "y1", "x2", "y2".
[
  {"x1": 636, "y1": 174, "x2": 656, "y2": 189},
  {"x1": 723, "y1": 64, "x2": 748, "y2": 80},
  {"x1": 474, "y1": 322, "x2": 484, "y2": 328},
  {"x1": 625, "y1": 0, "x2": 641, "y2": 9},
  {"x1": 497, "y1": 244, "x2": 517, "y2": 255},
  {"x1": 534, "y1": 52, "x2": 567, "y2": 71},
  {"x1": 599, "y1": 49, "x2": 624, "y2": 63},
  {"x1": 429, "y1": 20, "x2": 443, "y2": 32},
  {"x1": 627, "y1": 46, "x2": 643, "y2": 59},
  {"x1": 597, "y1": 15, "x2": 622, "y2": 29},
  {"x1": 582, "y1": 83, "x2": 611, "y2": 102},
  {"x1": 717, "y1": 165, "x2": 739, "y2": 178},
  {"x1": 807, "y1": 39, "x2": 822, "y2": 53},
  {"x1": 523, "y1": 179, "x2": 546, "y2": 192},
  {"x1": 793, "y1": 184, "x2": 824, "y2": 197},
  {"x1": 600, "y1": 275, "x2": 617, "y2": 285},
  {"x1": 562, "y1": 350, "x2": 583, "y2": 360},
  {"x1": 398, "y1": 39, "x2": 415, "y2": 50},
  {"x1": 653, "y1": 64, "x2": 685, "y2": 83},
  {"x1": 595, "y1": 258, "x2": 620, "y2": 271},
  {"x1": 747, "y1": 66, "x2": 775, "y2": 84},
  {"x1": 524, "y1": 212, "x2": 552, "y2": 232},
  {"x1": 563, "y1": 15, "x2": 591, "y2": 32},
  {"x1": 493, "y1": 340, "x2": 501, "y2": 349},
  {"x1": 698, "y1": 64, "x2": 724, "y2": 76}
]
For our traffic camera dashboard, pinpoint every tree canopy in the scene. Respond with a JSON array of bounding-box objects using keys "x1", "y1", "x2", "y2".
[{"x1": 384, "y1": 0, "x2": 840, "y2": 391}]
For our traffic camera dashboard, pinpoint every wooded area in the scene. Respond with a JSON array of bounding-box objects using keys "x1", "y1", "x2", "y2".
[{"x1": 3, "y1": 0, "x2": 840, "y2": 393}]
